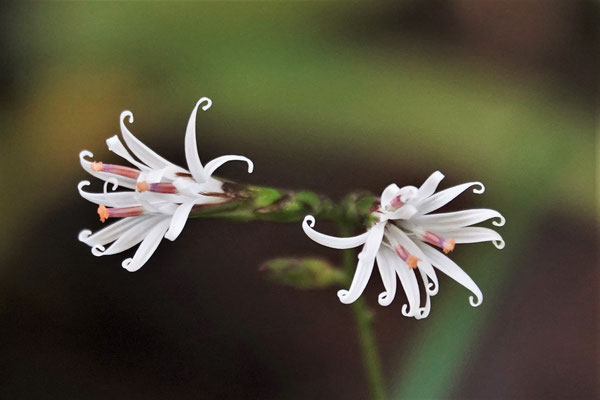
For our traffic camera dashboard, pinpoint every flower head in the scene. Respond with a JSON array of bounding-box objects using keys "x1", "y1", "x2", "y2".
[
  {"x1": 78, "y1": 97, "x2": 253, "y2": 272},
  {"x1": 302, "y1": 171, "x2": 505, "y2": 319}
]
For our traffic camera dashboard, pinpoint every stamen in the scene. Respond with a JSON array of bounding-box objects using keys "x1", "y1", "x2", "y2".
[
  {"x1": 136, "y1": 181, "x2": 177, "y2": 194},
  {"x1": 91, "y1": 161, "x2": 140, "y2": 179},
  {"x1": 423, "y1": 232, "x2": 455, "y2": 254},
  {"x1": 395, "y1": 245, "x2": 420, "y2": 269},
  {"x1": 97, "y1": 204, "x2": 143, "y2": 222}
]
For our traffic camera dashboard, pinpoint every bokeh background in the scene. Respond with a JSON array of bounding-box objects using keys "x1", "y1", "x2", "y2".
[{"x1": 1, "y1": 1, "x2": 597, "y2": 399}]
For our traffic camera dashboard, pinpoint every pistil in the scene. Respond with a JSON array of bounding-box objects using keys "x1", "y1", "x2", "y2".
[
  {"x1": 423, "y1": 232, "x2": 455, "y2": 254},
  {"x1": 97, "y1": 205, "x2": 144, "y2": 222},
  {"x1": 395, "y1": 245, "x2": 420, "y2": 269},
  {"x1": 91, "y1": 161, "x2": 140, "y2": 179},
  {"x1": 136, "y1": 181, "x2": 177, "y2": 194}
]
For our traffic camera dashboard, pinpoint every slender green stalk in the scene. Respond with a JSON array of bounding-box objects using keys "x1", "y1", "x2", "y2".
[
  {"x1": 339, "y1": 222, "x2": 386, "y2": 400},
  {"x1": 189, "y1": 182, "x2": 341, "y2": 222}
]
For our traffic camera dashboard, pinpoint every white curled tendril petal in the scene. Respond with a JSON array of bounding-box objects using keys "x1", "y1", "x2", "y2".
[
  {"x1": 411, "y1": 208, "x2": 505, "y2": 229},
  {"x1": 387, "y1": 247, "x2": 421, "y2": 318},
  {"x1": 91, "y1": 216, "x2": 160, "y2": 256},
  {"x1": 164, "y1": 200, "x2": 198, "y2": 241},
  {"x1": 417, "y1": 181, "x2": 485, "y2": 215},
  {"x1": 119, "y1": 111, "x2": 173, "y2": 170},
  {"x1": 203, "y1": 155, "x2": 254, "y2": 180},
  {"x1": 122, "y1": 218, "x2": 171, "y2": 272},
  {"x1": 105, "y1": 135, "x2": 149, "y2": 172},
  {"x1": 184, "y1": 97, "x2": 212, "y2": 183},
  {"x1": 417, "y1": 241, "x2": 483, "y2": 307},
  {"x1": 376, "y1": 249, "x2": 397, "y2": 306},
  {"x1": 337, "y1": 222, "x2": 386, "y2": 304},
  {"x1": 302, "y1": 216, "x2": 370, "y2": 249},
  {"x1": 78, "y1": 217, "x2": 143, "y2": 247},
  {"x1": 417, "y1": 171, "x2": 445, "y2": 200},
  {"x1": 77, "y1": 180, "x2": 138, "y2": 208}
]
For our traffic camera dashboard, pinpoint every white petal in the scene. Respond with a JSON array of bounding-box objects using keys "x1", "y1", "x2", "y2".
[
  {"x1": 386, "y1": 225, "x2": 438, "y2": 295},
  {"x1": 122, "y1": 218, "x2": 171, "y2": 272},
  {"x1": 105, "y1": 135, "x2": 149, "y2": 171},
  {"x1": 79, "y1": 216, "x2": 145, "y2": 247},
  {"x1": 417, "y1": 241, "x2": 483, "y2": 307},
  {"x1": 145, "y1": 168, "x2": 167, "y2": 183},
  {"x1": 383, "y1": 247, "x2": 420, "y2": 318},
  {"x1": 203, "y1": 155, "x2": 254, "y2": 179},
  {"x1": 302, "y1": 216, "x2": 370, "y2": 249},
  {"x1": 376, "y1": 249, "x2": 397, "y2": 306},
  {"x1": 164, "y1": 200, "x2": 197, "y2": 241},
  {"x1": 184, "y1": 98, "x2": 212, "y2": 182},
  {"x1": 412, "y1": 208, "x2": 505, "y2": 229},
  {"x1": 79, "y1": 150, "x2": 137, "y2": 189},
  {"x1": 92, "y1": 216, "x2": 162, "y2": 256},
  {"x1": 337, "y1": 222, "x2": 385, "y2": 304},
  {"x1": 78, "y1": 181, "x2": 140, "y2": 207},
  {"x1": 119, "y1": 111, "x2": 174, "y2": 170},
  {"x1": 416, "y1": 268, "x2": 432, "y2": 319},
  {"x1": 436, "y1": 227, "x2": 505, "y2": 249},
  {"x1": 380, "y1": 184, "x2": 401, "y2": 207},
  {"x1": 417, "y1": 171, "x2": 445, "y2": 200},
  {"x1": 384, "y1": 204, "x2": 418, "y2": 220},
  {"x1": 381, "y1": 184, "x2": 418, "y2": 209},
  {"x1": 417, "y1": 181, "x2": 485, "y2": 215}
]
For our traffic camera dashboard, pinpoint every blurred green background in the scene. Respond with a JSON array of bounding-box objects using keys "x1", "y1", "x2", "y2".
[{"x1": 1, "y1": 1, "x2": 597, "y2": 399}]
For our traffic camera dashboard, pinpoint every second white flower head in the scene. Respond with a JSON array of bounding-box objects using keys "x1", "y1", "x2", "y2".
[
  {"x1": 302, "y1": 171, "x2": 505, "y2": 319},
  {"x1": 78, "y1": 97, "x2": 253, "y2": 272}
]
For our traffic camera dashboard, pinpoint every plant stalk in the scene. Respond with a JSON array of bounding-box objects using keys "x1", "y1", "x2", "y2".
[{"x1": 339, "y1": 222, "x2": 386, "y2": 400}]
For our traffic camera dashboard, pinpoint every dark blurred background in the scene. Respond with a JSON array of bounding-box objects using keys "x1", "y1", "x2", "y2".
[{"x1": 1, "y1": 1, "x2": 597, "y2": 399}]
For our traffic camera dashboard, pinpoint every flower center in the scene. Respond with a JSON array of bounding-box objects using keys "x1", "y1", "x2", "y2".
[
  {"x1": 97, "y1": 204, "x2": 144, "y2": 222},
  {"x1": 91, "y1": 161, "x2": 140, "y2": 179},
  {"x1": 136, "y1": 181, "x2": 177, "y2": 194},
  {"x1": 423, "y1": 232, "x2": 455, "y2": 254},
  {"x1": 394, "y1": 245, "x2": 420, "y2": 269}
]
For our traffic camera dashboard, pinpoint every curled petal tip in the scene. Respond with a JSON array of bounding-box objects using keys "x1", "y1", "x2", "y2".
[
  {"x1": 303, "y1": 215, "x2": 316, "y2": 227},
  {"x1": 78, "y1": 230, "x2": 92, "y2": 242},
  {"x1": 337, "y1": 289, "x2": 355, "y2": 304},
  {"x1": 197, "y1": 97, "x2": 212, "y2": 111},
  {"x1": 121, "y1": 258, "x2": 138, "y2": 272},
  {"x1": 492, "y1": 214, "x2": 506, "y2": 227},
  {"x1": 79, "y1": 150, "x2": 93, "y2": 160},
  {"x1": 493, "y1": 239, "x2": 505, "y2": 249},
  {"x1": 469, "y1": 295, "x2": 483, "y2": 307},
  {"x1": 77, "y1": 180, "x2": 91, "y2": 191},
  {"x1": 91, "y1": 245, "x2": 106, "y2": 256},
  {"x1": 120, "y1": 110, "x2": 134, "y2": 124},
  {"x1": 378, "y1": 292, "x2": 393, "y2": 306},
  {"x1": 104, "y1": 177, "x2": 119, "y2": 191},
  {"x1": 401, "y1": 304, "x2": 411, "y2": 316},
  {"x1": 472, "y1": 182, "x2": 485, "y2": 194},
  {"x1": 427, "y1": 281, "x2": 439, "y2": 296},
  {"x1": 246, "y1": 159, "x2": 254, "y2": 173}
]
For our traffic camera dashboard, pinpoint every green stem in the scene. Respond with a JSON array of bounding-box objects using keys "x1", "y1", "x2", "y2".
[{"x1": 339, "y1": 222, "x2": 386, "y2": 400}]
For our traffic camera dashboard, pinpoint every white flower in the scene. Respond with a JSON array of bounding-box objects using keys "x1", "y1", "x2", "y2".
[
  {"x1": 78, "y1": 97, "x2": 253, "y2": 272},
  {"x1": 302, "y1": 171, "x2": 505, "y2": 319}
]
